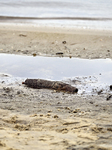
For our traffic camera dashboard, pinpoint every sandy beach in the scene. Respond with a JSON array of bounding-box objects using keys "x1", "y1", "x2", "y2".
[
  {"x1": 0, "y1": 24, "x2": 112, "y2": 59},
  {"x1": 0, "y1": 24, "x2": 112, "y2": 150}
]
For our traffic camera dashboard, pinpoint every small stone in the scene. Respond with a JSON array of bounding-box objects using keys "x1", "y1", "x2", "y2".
[
  {"x1": 3, "y1": 87, "x2": 12, "y2": 93},
  {"x1": 78, "y1": 113, "x2": 82, "y2": 115},
  {"x1": 17, "y1": 50, "x2": 21, "y2": 52},
  {"x1": 107, "y1": 128, "x2": 112, "y2": 131},
  {"x1": 48, "y1": 110, "x2": 52, "y2": 113},
  {"x1": 53, "y1": 90, "x2": 57, "y2": 93},
  {"x1": 32, "y1": 53, "x2": 37, "y2": 57},
  {"x1": 57, "y1": 102, "x2": 61, "y2": 104},
  {"x1": 107, "y1": 95, "x2": 112, "y2": 101},
  {"x1": 18, "y1": 94, "x2": 23, "y2": 97},
  {"x1": 47, "y1": 113, "x2": 51, "y2": 116},
  {"x1": 56, "y1": 52, "x2": 63, "y2": 55},
  {"x1": 17, "y1": 91, "x2": 21, "y2": 95},
  {"x1": 62, "y1": 41, "x2": 66, "y2": 44},
  {"x1": 97, "y1": 90, "x2": 103, "y2": 95},
  {"x1": 69, "y1": 56, "x2": 72, "y2": 58},
  {"x1": 64, "y1": 107, "x2": 70, "y2": 110},
  {"x1": 30, "y1": 114, "x2": 37, "y2": 117},
  {"x1": 90, "y1": 101, "x2": 94, "y2": 104},
  {"x1": 54, "y1": 115, "x2": 59, "y2": 118},
  {"x1": 73, "y1": 109, "x2": 80, "y2": 113}
]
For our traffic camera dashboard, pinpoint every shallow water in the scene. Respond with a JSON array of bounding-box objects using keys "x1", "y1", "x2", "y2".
[
  {"x1": 0, "y1": 54, "x2": 112, "y2": 94},
  {"x1": 0, "y1": 0, "x2": 112, "y2": 30}
]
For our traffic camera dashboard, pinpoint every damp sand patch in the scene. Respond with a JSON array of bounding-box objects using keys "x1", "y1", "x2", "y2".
[{"x1": 0, "y1": 53, "x2": 112, "y2": 95}]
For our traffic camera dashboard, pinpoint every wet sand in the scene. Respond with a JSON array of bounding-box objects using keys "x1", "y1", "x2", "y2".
[{"x1": 0, "y1": 24, "x2": 112, "y2": 150}]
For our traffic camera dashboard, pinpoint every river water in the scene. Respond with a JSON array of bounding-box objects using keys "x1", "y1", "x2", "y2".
[{"x1": 0, "y1": 0, "x2": 112, "y2": 30}]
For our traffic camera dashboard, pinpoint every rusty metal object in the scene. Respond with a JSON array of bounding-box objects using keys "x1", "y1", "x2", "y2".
[{"x1": 22, "y1": 79, "x2": 78, "y2": 94}]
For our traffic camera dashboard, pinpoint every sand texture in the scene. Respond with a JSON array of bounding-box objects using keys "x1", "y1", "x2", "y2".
[
  {"x1": 0, "y1": 24, "x2": 112, "y2": 150},
  {"x1": 0, "y1": 85, "x2": 112, "y2": 150}
]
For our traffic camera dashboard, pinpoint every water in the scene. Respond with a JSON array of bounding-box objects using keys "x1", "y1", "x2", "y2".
[
  {"x1": 0, "y1": 54, "x2": 112, "y2": 94},
  {"x1": 0, "y1": 0, "x2": 112, "y2": 30}
]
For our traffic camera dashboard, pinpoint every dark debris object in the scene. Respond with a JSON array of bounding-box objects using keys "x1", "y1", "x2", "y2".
[
  {"x1": 56, "y1": 52, "x2": 63, "y2": 55},
  {"x1": 32, "y1": 53, "x2": 37, "y2": 57},
  {"x1": 110, "y1": 85, "x2": 112, "y2": 90},
  {"x1": 22, "y1": 79, "x2": 78, "y2": 94},
  {"x1": 106, "y1": 95, "x2": 112, "y2": 101},
  {"x1": 97, "y1": 90, "x2": 103, "y2": 95},
  {"x1": 62, "y1": 41, "x2": 66, "y2": 44},
  {"x1": 19, "y1": 34, "x2": 27, "y2": 37}
]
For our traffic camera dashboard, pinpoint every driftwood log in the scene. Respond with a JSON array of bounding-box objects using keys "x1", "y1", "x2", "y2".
[
  {"x1": 110, "y1": 85, "x2": 112, "y2": 90},
  {"x1": 22, "y1": 79, "x2": 78, "y2": 94}
]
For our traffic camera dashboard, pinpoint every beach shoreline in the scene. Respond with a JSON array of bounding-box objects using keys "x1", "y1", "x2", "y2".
[{"x1": 0, "y1": 24, "x2": 112, "y2": 150}]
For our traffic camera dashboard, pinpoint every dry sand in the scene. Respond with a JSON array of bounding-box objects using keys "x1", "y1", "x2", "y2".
[
  {"x1": 0, "y1": 24, "x2": 112, "y2": 150},
  {"x1": 0, "y1": 24, "x2": 112, "y2": 59}
]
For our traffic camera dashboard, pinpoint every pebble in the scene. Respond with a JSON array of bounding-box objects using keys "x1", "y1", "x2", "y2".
[
  {"x1": 90, "y1": 101, "x2": 94, "y2": 104},
  {"x1": 17, "y1": 91, "x2": 21, "y2": 95},
  {"x1": 47, "y1": 113, "x2": 51, "y2": 116},
  {"x1": 69, "y1": 56, "x2": 72, "y2": 58},
  {"x1": 17, "y1": 50, "x2": 21, "y2": 52},
  {"x1": 107, "y1": 95, "x2": 112, "y2": 101},
  {"x1": 3, "y1": 87, "x2": 12, "y2": 93},
  {"x1": 64, "y1": 107, "x2": 70, "y2": 110},
  {"x1": 97, "y1": 90, "x2": 103, "y2": 95},
  {"x1": 53, "y1": 115, "x2": 59, "y2": 118},
  {"x1": 72, "y1": 109, "x2": 80, "y2": 113},
  {"x1": 62, "y1": 41, "x2": 66, "y2": 44},
  {"x1": 17, "y1": 133, "x2": 20, "y2": 136},
  {"x1": 32, "y1": 53, "x2": 37, "y2": 57},
  {"x1": 48, "y1": 110, "x2": 52, "y2": 113},
  {"x1": 30, "y1": 114, "x2": 37, "y2": 117}
]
